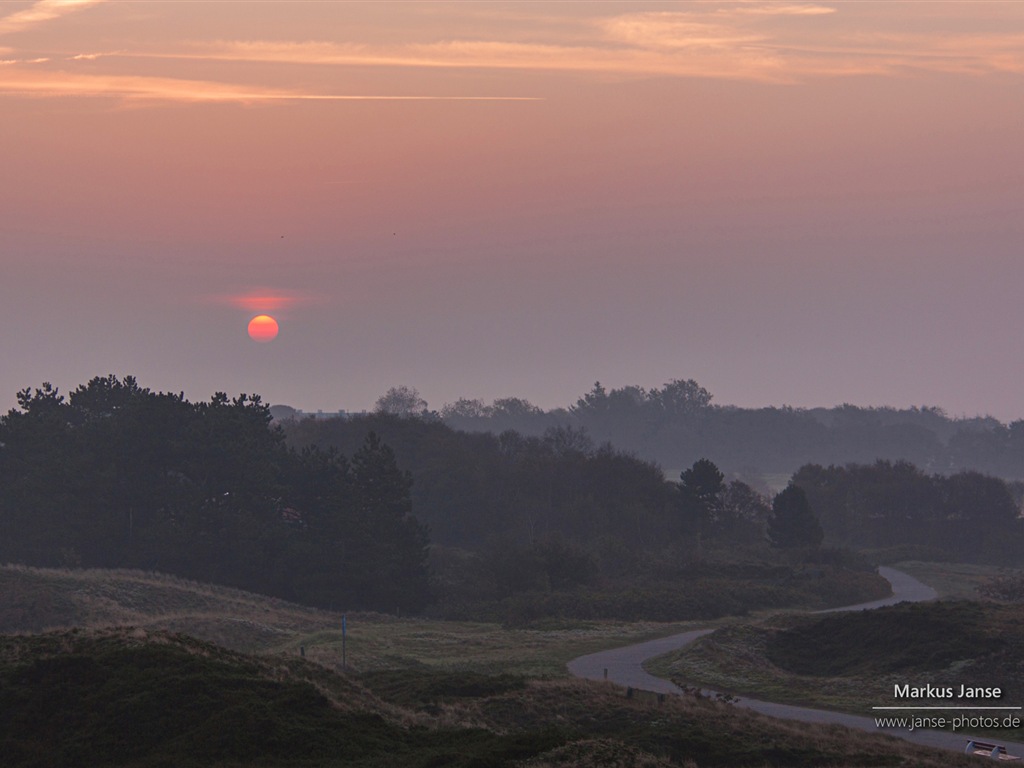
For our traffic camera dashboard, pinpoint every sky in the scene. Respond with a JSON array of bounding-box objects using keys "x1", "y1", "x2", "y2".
[{"x1": 2, "y1": 1, "x2": 1023, "y2": 420}]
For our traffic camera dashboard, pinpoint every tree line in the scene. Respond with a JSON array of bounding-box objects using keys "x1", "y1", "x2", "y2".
[
  {"x1": 286, "y1": 408, "x2": 1024, "y2": 568},
  {"x1": 340, "y1": 380, "x2": 1024, "y2": 480},
  {"x1": 6, "y1": 375, "x2": 1018, "y2": 621},
  {"x1": 283, "y1": 414, "x2": 874, "y2": 620},
  {"x1": 0, "y1": 376, "x2": 429, "y2": 612},
  {"x1": 792, "y1": 460, "x2": 1024, "y2": 563}
]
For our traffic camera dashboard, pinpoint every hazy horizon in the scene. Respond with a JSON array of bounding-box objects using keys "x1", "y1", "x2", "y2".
[
  {"x1": 270, "y1": 386, "x2": 1012, "y2": 425},
  {"x1": 3, "y1": 1, "x2": 1023, "y2": 422}
]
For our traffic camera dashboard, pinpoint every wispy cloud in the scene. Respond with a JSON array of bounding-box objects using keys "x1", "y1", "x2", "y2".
[
  {"x1": 600, "y1": 12, "x2": 764, "y2": 51},
  {"x1": 0, "y1": 0, "x2": 105, "y2": 36},
  {"x1": 209, "y1": 289, "x2": 324, "y2": 313},
  {"x1": 881, "y1": 32, "x2": 1024, "y2": 75},
  {"x1": 125, "y1": 5, "x2": 1024, "y2": 85},
  {"x1": 0, "y1": 68, "x2": 541, "y2": 103},
  {"x1": 724, "y1": 4, "x2": 837, "y2": 16},
  {"x1": 2, "y1": 1, "x2": 1020, "y2": 106},
  {"x1": 158, "y1": 37, "x2": 800, "y2": 83},
  {"x1": 0, "y1": 56, "x2": 50, "y2": 65}
]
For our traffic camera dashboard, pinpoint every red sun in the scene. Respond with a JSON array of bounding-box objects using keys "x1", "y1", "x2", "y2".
[{"x1": 247, "y1": 314, "x2": 279, "y2": 342}]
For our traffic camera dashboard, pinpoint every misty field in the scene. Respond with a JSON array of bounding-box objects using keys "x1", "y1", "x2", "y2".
[{"x1": 0, "y1": 564, "x2": 700, "y2": 677}]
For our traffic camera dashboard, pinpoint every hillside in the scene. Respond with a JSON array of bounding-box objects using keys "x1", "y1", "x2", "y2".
[
  {"x1": 0, "y1": 563, "x2": 993, "y2": 766},
  {"x1": 0, "y1": 626, "x2": 982, "y2": 768},
  {"x1": 650, "y1": 597, "x2": 1024, "y2": 742},
  {"x1": 0, "y1": 564, "x2": 707, "y2": 677}
]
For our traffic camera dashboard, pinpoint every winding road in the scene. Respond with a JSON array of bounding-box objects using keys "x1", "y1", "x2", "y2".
[{"x1": 567, "y1": 567, "x2": 1024, "y2": 755}]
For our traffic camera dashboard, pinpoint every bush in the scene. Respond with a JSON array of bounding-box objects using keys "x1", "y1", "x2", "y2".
[{"x1": 766, "y1": 601, "x2": 1003, "y2": 676}]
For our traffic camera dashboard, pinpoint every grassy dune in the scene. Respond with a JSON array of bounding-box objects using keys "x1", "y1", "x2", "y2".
[
  {"x1": 648, "y1": 598, "x2": 1024, "y2": 741},
  {"x1": 0, "y1": 627, "x2": 982, "y2": 768},
  {"x1": 0, "y1": 564, "x2": 698, "y2": 677},
  {"x1": 893, "y1": 560, "x2": 1011, "y2": 600},
  {"x1": 0, "y1": 562, "x2": 995, "y2": 766}
]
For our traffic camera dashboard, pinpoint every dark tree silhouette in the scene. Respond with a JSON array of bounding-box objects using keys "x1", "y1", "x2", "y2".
[
  {"x1": 0, "y1": 376, "x2": 433, "y2": 612},
  {"x1": 767, "y1": 485, "x2": 823, "y2": 549}
]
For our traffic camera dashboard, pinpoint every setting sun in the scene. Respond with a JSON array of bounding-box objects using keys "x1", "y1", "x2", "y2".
[{"x1": 247, "y1": 314, "x2": 279, "y2": 342}]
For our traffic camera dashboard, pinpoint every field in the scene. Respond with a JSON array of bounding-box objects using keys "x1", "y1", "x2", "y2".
[
  {"x1": 0, "y1": 564, "x2": 700, "y2": 677},
  {"x1": 646, "y1": 575, "x2": 1024, "y2": 742},
  {"x1": 892, "y1": 560, "x2": 1011, "y2": 600},
  {"x1": 0, "y1": 626, "x2": 983, "y2": 768},
  {"x1": 0, "y1": 561, "x2": 997, "y2": 766}
]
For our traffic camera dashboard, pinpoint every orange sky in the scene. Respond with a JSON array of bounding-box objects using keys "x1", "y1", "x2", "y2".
[{"x1": 2, "y1": 1, "x2": 1023, "y2": 418}]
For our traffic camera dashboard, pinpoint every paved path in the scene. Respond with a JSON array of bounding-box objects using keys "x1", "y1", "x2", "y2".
[{"x1": 567, "y1": 567, "x2": 1024, "y2": 755}]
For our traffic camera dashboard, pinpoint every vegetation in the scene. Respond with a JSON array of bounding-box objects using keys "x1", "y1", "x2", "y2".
[
  {"x1": 0, "y1": 375, "x2": 892, "y2": 622},
  {"x1": 283, "y1": 411, "x2": 679, "y2": 552},
  {"x1": 978, "y1": 569, "x2": 1024, "y2": 603},
  {"x1": 0, "y1": 627, "x2": 563, "y2": 768},
  {"x1": 0, "y1": 627, "x2": 981, "y2": 767},
  {"x1": 765, "y1": 602, "x2": 1004, "y2": 676},
  {"x1": 347, "y1": 378, "x2": 1024, "y2": 480},
  {"x1": 0, "y1": 565, "x2": 977, "y2": 766},
  {"x1": 650, "y1": 600, "x2": 1024, "y2": 740},
  {"x1": 4, "y1": 374, "x2": 1019, "y2": 765},
  {"x1": 433, "y1": 559, "x2": 889, "y2": 626},
  {"x1": 0, "y1": 563, "x2": 714, "y2": 676},
  {"x1": 793, "y1": 461, "x2": 1023, "y2": 563},
  {"x1": 767, "y1": 485, "x2": 824, "y2": 549},
  {"x1": 893, "y1": 561, "x2": 1011, "y2": 600},
  {"x1": 278, "y1": 407, "x2": 892, "y2": 620},
  {"x1": 0, "y1": 376, "x2": 429, "y2": 612}
]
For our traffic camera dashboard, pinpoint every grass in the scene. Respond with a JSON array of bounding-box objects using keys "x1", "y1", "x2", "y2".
[
  {"x1": 288, "y1": 616, "x2": 711, "y2": 678},
  {"x1": 646, "y1": 599, "x2": 1024, "y2": 741},
  {"x1": 0, "y1": 627, "x2": 985, "y2": 768},
  {"x1": 893, "y1": 560, "x2": 1013, "y2": 600},
  {"x1": 0, "y1": 563, "x2": 1005, "y2": 766},
  {"x1": 0, "y1": 563, "x2": 699, "y2": 677},
  {"x1": 765, "y1": 601, "x2": 1003, "y2": 676},
  {"x1": 3, "y1": 562, "x2": 887, "y2": 678},
  {"x1": 0, "y1": 628, "x2": 573, "y2": 767}
]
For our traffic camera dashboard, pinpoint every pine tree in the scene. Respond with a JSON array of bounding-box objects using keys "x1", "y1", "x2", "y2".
[
  {"x1": 349, "y1": 432, "x2": 431, "y2": 611},
  {"x1": 767, "y1": 484, "x2": 823, "y2": 548}
]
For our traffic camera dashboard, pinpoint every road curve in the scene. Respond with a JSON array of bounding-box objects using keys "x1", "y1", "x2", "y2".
[{"x1": 567, "y1": 567, "x2": 1024, "y2": 755}]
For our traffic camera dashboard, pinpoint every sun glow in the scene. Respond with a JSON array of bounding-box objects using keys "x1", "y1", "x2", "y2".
[{"x1": 247, "y1": 314, "x2": 279, "y2": 342}]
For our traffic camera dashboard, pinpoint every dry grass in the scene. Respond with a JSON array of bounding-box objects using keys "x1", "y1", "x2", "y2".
[
  {"x1": 646, "y1": 600, "x2": 1024, "y2": 743},
  {"x1": 0, "y1": 565, "x2": 992, "y2": 766},
  {"x1": 0, "y1": 564, "x2": 695, "y2": 677},
  {"x1": 645, "y1": 618, "x2": 898, "y2": 712},
  {"x1": 894, "y1": 560, "x2": 1010, "y2": 600},
  {"x1": 521, "y1": 738, "x2": 683, "y2": 767},
  {"x1": 433, "y1": 678, "x2": 980, "y2": 768},
  {"x1": 0, "y1": 624, "x2": 981, "y2": 767}
]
